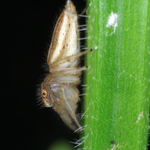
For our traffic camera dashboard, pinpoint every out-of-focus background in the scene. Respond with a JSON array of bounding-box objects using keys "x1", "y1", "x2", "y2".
[{"x1": 1, "y1": 0, "x2": 86, "y2": 150}]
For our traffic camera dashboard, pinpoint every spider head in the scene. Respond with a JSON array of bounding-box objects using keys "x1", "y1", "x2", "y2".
[{"x1": 41, "y1": 75, "x2": 56, "y2": 107}]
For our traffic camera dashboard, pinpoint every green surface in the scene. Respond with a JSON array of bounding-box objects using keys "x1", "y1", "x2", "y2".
[
  {"x1": 81, "y1": 0, "x2": 150, "y2": 149},
  {"x1": 48, "y1": 140, "x2": 74, "y2": 150}
]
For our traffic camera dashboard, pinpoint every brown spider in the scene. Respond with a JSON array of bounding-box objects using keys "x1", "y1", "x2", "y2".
[{"x1": 41, "y1": 0, "x2": 92, "y2": 133}]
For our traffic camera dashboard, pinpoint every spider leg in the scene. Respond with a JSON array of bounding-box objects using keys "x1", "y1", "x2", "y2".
[
  {"x1": 59, "y1": 85, "x2": 84, "y2": 132},
  {"x1": 49, "y1": 49, "x2": 92, "y2": 68},
  {"x1": 51, "y1": 75, "x2": 80, "y2": 84},
  {"x1": 44, "y1": 73, "x2": 81, "y2": 85},
  {"x1": 79, "y1": 8, "x2": 86, "y2": 16},
  {"x1": 50, "y1": 65, "x2": 88, "y2": 74}
]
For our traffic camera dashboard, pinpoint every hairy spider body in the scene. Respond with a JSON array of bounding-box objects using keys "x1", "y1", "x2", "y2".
[{"x1": 41, "y1": 0, "x2": 91, "y2": 133}]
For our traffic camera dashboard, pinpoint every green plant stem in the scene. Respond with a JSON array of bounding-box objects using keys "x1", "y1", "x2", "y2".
[{"x1": 81, "y1": 0, "x2": 150, "y2": 149}]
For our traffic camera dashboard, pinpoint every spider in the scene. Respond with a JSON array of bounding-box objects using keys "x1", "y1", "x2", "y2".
[{"x1": 41, "y1": 0, "x2": 92, "y2": 133}]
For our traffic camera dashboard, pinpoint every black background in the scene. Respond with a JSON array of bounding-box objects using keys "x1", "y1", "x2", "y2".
[{"x1": 1, "y1": 0, "x2": 86, "y2": 150}]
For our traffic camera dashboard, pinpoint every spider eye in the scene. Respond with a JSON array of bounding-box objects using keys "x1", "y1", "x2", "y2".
[{"x1": 42, "y1": 89, "x2": 47, "y2": 98}]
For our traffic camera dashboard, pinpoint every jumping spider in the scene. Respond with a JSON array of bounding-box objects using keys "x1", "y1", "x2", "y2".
[{"x1": 41, "y1": 0, "x2": 92, "y2": 133}]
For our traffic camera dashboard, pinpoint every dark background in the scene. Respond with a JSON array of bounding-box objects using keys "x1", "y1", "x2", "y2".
[{"x1": 1, "y1": 0, "x2": 86, "y2": 150}]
